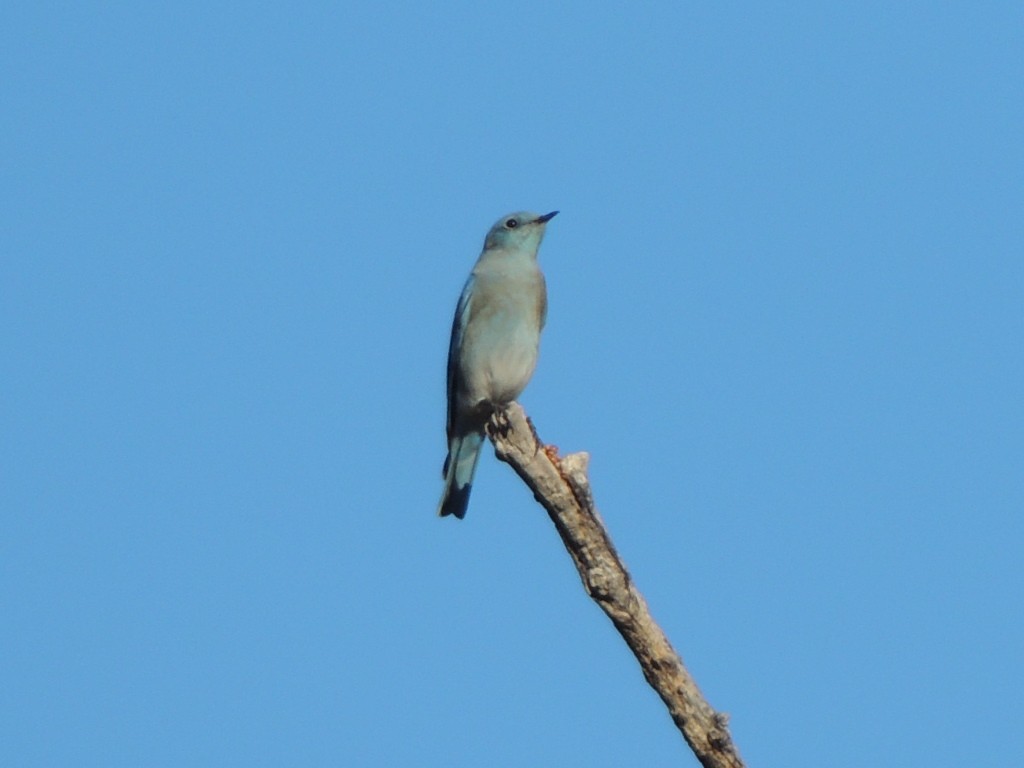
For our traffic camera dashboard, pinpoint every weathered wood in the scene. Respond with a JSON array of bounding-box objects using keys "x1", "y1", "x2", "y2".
[{"x1": 487, "y1": 404, "x2": 745, "y2": 768}]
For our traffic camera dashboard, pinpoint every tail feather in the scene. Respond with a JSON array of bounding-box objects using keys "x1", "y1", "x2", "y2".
[{"x1": 438, "y1": 432, "x2": 483, "y2": 519}]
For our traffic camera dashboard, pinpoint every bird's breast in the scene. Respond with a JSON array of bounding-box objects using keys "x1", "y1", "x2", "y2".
[{"x1": 459, "y1": 290, "x2": 543, "y2": 406}]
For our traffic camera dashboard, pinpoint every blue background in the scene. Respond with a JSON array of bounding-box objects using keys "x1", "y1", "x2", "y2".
[{"x1": 3, "y1": 3, "x2": 1021, "y2": 766}]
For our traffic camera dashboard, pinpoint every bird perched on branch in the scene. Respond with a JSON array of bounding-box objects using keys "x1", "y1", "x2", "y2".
[{"x1": 438, "y1": 210, "x2": 558, "y2": 519}]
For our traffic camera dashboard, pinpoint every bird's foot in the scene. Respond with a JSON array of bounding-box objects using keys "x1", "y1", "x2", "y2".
[{"x1": 488, "y1": 406, "x2": 512, "y2": 439}]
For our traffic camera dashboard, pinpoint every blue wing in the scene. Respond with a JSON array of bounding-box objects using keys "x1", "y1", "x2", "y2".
[
  {"x1": 439, "y1": 275, "x2": 482, "y2": 518},
  {"x1": 445, "y1": 274, "x2": 475, "y2": 442}
]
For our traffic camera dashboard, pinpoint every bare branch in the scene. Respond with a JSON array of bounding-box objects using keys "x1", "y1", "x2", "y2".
[{"x1": 486, "y1": 404, "x2": 745, "y2": 768}]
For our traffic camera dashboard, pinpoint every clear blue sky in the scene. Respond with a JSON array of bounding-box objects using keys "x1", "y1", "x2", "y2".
[{"x1": 3, "y1": 3, "x2": 1021, "y2": 766}]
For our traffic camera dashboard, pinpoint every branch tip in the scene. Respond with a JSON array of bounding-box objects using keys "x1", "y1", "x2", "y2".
[{"x1": 484, "y1": 404, "x2": 745, "y2": 768}]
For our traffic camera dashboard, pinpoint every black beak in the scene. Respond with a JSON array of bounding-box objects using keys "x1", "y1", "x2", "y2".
[{"x1": 535, "y1": 210, "x2": 559, "y2": 223}]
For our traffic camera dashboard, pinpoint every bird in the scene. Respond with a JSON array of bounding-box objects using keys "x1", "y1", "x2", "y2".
[{"x1": 438, "y1": 210, "x2": 558, "y2": 519}]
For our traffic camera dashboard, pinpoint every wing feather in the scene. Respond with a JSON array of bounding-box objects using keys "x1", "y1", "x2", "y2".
[{"x1": 445, "y1": 275, "x2": 475, "y2": 441}]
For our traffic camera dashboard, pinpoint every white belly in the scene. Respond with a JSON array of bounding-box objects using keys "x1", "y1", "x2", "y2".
[{"x1": 459, "y1": 308, "x2": 541, "y2": 407}]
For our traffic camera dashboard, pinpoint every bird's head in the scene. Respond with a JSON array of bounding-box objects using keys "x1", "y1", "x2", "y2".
[{"x1": 483, "y1": 210, "x2": 558, "y2": 252}]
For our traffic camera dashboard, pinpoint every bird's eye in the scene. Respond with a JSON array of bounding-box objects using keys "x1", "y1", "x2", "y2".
[{"x1": 505, "y1": 218, "x2": 518, "y2": 229}]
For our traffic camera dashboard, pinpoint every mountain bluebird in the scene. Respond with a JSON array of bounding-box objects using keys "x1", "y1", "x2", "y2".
[{"x1": 438, "y1": 210, "x2": 558, "y2": 519}]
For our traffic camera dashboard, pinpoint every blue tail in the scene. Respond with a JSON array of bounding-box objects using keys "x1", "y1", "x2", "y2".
[{"x1": 438, "y1": 432, "x2": 484, "y2": 519}]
